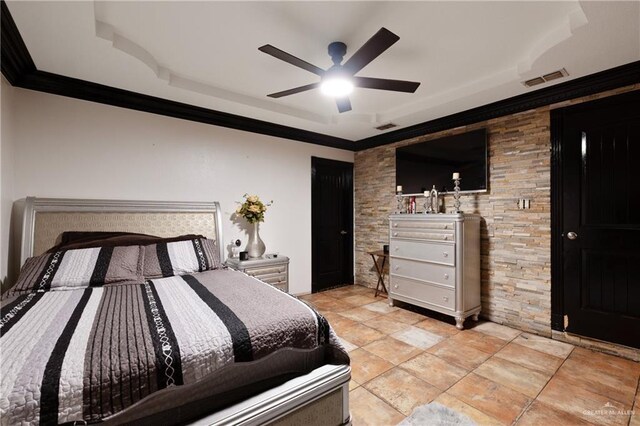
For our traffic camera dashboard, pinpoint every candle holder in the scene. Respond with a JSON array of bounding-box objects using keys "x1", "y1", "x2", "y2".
[
  {"x1": 453, "y1": 178, "x2": 462, "y2": 213},
  {"x1": 428, "y1": 185, "x2": 439, "y2": 214},
  {"x1": 395, "y1": 191, "x2": 404, "y2": 214}
]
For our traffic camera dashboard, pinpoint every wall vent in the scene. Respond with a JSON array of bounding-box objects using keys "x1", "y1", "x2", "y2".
[
  {"x1": 523, "y1": 68, "x2": 569, "y2": 87},
  {"x1": 376, "y1": 123, "x2": 397, "y2": 131},
  {"x1": 542, "y1": 69, "x2": 568, "y2": 81},
  {"x1": 523, "y1": 77, "x2": 545, "y2": 87}
]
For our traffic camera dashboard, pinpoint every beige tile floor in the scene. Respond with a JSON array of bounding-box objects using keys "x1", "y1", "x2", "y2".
[{"x1": 301, "y1": 285, "x2": 640, "y2": 426}]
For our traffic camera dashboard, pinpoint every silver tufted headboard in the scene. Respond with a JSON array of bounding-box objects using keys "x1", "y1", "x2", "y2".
[{"x1": 19, "y1": 197, "x2": 224, "y2": 266}]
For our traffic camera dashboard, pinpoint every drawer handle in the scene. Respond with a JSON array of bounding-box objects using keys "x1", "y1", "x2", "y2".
[
  {"x1": 443, "y1": 236, "x2": 448, "y2": 240},
  {"x1": 394, "y1": 284, "x2": 398, "y2": 289},
  {"x1": 443, "y1": 296, "x2": 449, "y2": 302},
  {"x1": 393, "y1": 232, "x2": 398, "y2": 237},
  {"x1": 393, "y1": 223, "x2": 398, "y2": 227},
  {"x1": 394, "y1": 247, "x2": 399, "y2": 252},
  {"x1": 443, "y1": 252, "x2": 448, "y2": 258},
  {"x1": 394, "y1": 266, "x2": 400, "y2": 271},
  {"x1": 444, "y1": 274, "x2": 449, "y2": 280}
]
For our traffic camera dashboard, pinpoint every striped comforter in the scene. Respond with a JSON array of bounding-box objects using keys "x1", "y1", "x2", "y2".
[{"x1": 0, "y1": 269, "x2": 348, "y2": 425}]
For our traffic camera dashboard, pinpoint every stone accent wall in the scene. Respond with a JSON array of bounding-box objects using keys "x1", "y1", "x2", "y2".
[{"x1": 354, "y1": 84, "x2": 640, "y2": 337}]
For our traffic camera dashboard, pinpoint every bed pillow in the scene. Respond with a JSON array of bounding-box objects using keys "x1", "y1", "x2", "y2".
[
  {"x1": 47, "y1": 231, "x2": 206, "y2": 252},
  {"x1": 8, "y1": 245, "x2": 144, "y2": 295},
  {"x1": 144, "y1": 238, "x2": 221, "y2": 278}
]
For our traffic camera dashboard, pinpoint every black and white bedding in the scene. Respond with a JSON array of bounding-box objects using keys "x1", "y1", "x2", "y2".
[{"x1": 1, "y1": 242, "x2": 349, "y2": 425}]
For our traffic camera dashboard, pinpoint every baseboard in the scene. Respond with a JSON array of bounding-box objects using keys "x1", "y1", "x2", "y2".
[{"x1": 551, "y1": 330, "x2": 639, "y2": 362}]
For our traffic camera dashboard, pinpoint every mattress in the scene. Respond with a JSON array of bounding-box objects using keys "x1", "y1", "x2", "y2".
[{"x1": 0, "y1": 269, "x2": 349, "y2": 425}]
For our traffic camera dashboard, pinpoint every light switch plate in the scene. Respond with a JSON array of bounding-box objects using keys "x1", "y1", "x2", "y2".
[{"x1": 518, "y1": 199, "x2": 531, "y2": 209}]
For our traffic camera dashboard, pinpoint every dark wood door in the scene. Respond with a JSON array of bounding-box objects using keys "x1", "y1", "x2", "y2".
[
  {"x1": 311, "y1": 157, "x2": 354, "y2": 292},
  {"x1": 560, "y1": 90, "x2": 640, "y2": 348}
]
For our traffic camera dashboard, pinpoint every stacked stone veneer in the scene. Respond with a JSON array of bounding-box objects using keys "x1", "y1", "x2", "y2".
[{"x1": 354, "y1": 85, "x2": 640, "y2": 337}]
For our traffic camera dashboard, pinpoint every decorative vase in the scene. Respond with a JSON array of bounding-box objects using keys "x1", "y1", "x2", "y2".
[{"x1": 246, "y1": 222, "x2": 266, "y2": 258}]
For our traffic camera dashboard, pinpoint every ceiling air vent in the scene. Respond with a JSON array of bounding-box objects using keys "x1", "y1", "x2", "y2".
[
  {"x1": 543, "y1": 69, "x2": 568, "y2": 81},
  {"x1": 523, "y1": 68, "x2": 569, "y2": 87},
  {"x1": 523, "y1": 77, "x2": 546, "y2": 87},
  {"x1": 376, "y1": 123, "x2": 397, "y2": 131}
]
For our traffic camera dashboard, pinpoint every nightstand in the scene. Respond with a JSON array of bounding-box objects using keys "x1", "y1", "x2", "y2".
[{"x1": 225, "y1": 255, "x2": 289, "y2": 292}]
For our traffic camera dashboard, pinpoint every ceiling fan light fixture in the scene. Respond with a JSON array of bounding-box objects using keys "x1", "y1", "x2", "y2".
[
  {"x1": 260, "y1": 28, "x2": 420, "y2": 112},
  {"x1": 320, "y1": 76, "x2": 354, "y2": 98}
]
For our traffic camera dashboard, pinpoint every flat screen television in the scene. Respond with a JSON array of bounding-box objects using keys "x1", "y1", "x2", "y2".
[{"x1": 395, "y1": 129, "x2": 488, "y2": 194}]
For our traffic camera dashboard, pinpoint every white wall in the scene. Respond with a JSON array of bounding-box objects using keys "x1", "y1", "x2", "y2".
[
  {"x1": 3, "y1": 85, "x2": 353, "y2": 294},
  {"x1": 1, "y1": 78, "x2": 17, "y2": 287}
]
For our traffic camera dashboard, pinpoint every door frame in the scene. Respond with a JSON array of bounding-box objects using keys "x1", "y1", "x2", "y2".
[
  {"x1": 311, "y1": 156, "x2": 354, "y2": 293},
  {"x1": 550, "y1": 90, "x2": 639, "y2": 334},
  {"x1": 550, "y1": 107, "x2": 564, "y2": 332}
]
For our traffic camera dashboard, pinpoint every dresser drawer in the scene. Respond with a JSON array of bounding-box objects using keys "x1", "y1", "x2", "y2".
[
  {"x1": 260, "y1": 273, "x2": 288, "y2": 286},
  {"x1": 244, "y1": 264, "x2": 287, "y2": 277},
  {"x1": 271, "y1": 282, "x2": 287, "y2": 292},
  {"x1": 254, "y1": 273, "x2": 288, "y2": 292},
  {"x1": 390, "y1": 240, "x2": 454, "y2": 266},
  {"x1": 391, "y1": 258, "x2": 455, "y2": 287},
  {"x1": 391, "y1": 220, "x2": 454, "y2": 231},
  {"x1": 391, "y1": 219, "x2": 455, "y2": 242},
  {"x1": 391, "y1": 231, "x2": 454, "y2": 242},
  {"x1": 390, "y1": 276, "x2": 455, "y2": 311}
]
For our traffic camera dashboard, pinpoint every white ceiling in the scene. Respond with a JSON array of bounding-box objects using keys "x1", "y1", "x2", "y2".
[{"x1": 7, "y1": 1, "x2": 640, "y2": 141}]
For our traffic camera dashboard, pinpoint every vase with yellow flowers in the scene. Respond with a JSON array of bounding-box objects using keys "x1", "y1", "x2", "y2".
[{"x1": 236, "y1": 194, "x2": 272, "y2": 258}]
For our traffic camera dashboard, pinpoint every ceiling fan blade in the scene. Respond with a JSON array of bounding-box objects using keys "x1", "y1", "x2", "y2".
[
  {"x1": 354, "y1": 76, "x2": 420, "y2": 93},
  {"x1": 342, "y1": 28, "x2": 400, "y2": 75},
  {"x1": 259, "y1": 45, "x2": 325, "y2": 76},
  {"x1": 267, "y1": 83, "x2": 320, "y2": 98},
  {"x1": 336, "y1": 97, "x2": 352, "y2": 113}
]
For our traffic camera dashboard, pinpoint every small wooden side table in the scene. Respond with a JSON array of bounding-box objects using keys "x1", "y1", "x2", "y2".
[{"x1": 367, "y1": 250, "x2": 389, "y2": 297}]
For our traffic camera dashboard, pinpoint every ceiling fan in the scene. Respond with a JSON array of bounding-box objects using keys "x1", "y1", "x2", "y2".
[{"x1": 259, "y1": 27, "x2": 421, "y2": 113}]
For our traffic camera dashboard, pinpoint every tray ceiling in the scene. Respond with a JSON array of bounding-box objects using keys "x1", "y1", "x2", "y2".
[{"x1": 6, "y1": 1, "x2": 640, "y2": 141}]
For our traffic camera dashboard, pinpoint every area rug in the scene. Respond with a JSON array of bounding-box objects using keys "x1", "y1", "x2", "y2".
[{"x1": 398, "y1": 402, "x2": 477, "y2": 426}]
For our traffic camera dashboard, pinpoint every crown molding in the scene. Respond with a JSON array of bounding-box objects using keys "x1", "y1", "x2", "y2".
[
  {"x1": 0, "y1": 1, "x2": 35, "y2": 85},
  {"x1": 16, "y1": 70, "x2": 353, "y2": 150},
  {"x1": 2, "y1": 1, "x2": 638, "y2": 152},
  {"x1": 0, "y1": 1, "x2": 352, "y2": 151},
  {"x1": 355, "y1": 60, "x2": 640, "y2": 151}
]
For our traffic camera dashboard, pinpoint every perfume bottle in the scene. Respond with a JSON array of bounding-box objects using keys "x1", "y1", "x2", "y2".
[{"x1": 409, "y1": 196, "x2": 416, "y2": 214}]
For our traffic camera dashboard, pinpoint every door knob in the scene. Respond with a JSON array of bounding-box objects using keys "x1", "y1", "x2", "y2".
[
  {"x1": 567, "y1": 231, "x2": 578, "y2": 240},
  {"x1": 340, "y1": 230, "x2": 348, "y2": 235}
]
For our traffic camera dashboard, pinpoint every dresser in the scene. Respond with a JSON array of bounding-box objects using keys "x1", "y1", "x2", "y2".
[
  {"x1": 225, "y1": 255, "x2": 290, "y2": 293},
  {"x1": 388, "y1": 214, "x2": 481, "y2": 329}
]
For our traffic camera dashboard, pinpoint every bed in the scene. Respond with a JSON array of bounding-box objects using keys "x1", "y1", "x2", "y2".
[{"x1": 1, "y1": 197, "x2": 351, "y2": 425}]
